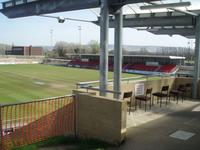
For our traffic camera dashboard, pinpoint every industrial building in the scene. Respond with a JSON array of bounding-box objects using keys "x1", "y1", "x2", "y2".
[{"x1": 5, "y1": 46, "x2": 43, "y2": 56}]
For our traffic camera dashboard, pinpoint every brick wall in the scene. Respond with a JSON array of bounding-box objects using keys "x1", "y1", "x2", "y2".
[{"x1": 75, "y1": 93, "x2": 127, "y2": 145}]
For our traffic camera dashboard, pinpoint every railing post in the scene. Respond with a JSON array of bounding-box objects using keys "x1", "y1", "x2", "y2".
[
  {"x1": 0, "y1": 105, "x2": 3, "y2": 150},
  {"x1": 73, "y1": 95, "x2": 77, "y2": 137}
]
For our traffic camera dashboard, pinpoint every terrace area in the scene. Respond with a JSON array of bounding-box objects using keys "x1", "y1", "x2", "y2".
[
  {"x1": 75, "y1": 75, "x2": 200, "y2": 150},
  {"x1": 114, "y1": 100, "x2": 200, "y2": 150}
]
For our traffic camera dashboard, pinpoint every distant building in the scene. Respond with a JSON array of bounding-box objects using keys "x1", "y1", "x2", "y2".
[{"x1": 5, "y1": 46, "x2": 43, "y2": 56}]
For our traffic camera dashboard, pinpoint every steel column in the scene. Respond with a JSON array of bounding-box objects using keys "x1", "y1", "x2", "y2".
[
  {"x1": 100, "y1": 0, "x2": 109, "y2": 96},
  {"x1": 193, "y1": 16, "x2": 200, "y2": 99},
  {"x1": 114, "y1": 8, "x2": 123, "y2": 99}
]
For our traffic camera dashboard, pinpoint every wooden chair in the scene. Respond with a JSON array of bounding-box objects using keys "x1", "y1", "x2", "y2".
[
  {"x1": 152, "y1": 85, "x2": 169, "y2": 107},
  {"x1": 169, "y1": 84, "x2": 185, "y2": 104},
  {"x1": 123, "y1": 91, "x2": 133, "y2": 114},
  {"x1": 178, "y1": 83, "x2": 192, "y2": 97},
  {"x1": 135, "y1": 88, "x2": 152, "y2": 112}
]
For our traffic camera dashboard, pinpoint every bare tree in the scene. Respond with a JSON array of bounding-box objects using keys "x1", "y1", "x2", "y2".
[
  {"x1": 53, "y1": 41, "x2": 81, "y2": 57},
  {"x1": 0, "y1": 43, "x2": 11, "y2": 55},
  {"x1": 89, "y1": 40, "x2": 100, "y2": 54}
]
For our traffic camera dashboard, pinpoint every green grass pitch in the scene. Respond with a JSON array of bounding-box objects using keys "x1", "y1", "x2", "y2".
[{"x1": 0, "y1": 64, "x2": 137, "y2": 104}]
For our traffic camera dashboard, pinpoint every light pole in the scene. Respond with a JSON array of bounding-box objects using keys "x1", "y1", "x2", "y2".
[
  {"x1": 188, "y1": 41, "x2": 191, "y2": 63},
  {"x1": 78, "y1": 26, "x2": 82, "y2": 46},
  {"x1": 187, "y1": 40, "x2": 195, "y2": 63},
  {"x1": 78, "y1": 26, "x2": 82, "y2": 55},
  {"x1": 191, "y1": 41, "x2": 195, "y2": 62},
  {"x1": 50, "y1": 29, "x2": 53, "y2": 48}
]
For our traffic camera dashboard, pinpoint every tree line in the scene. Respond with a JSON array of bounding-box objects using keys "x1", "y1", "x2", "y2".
[
  {"x1": 0, "y1": 43, "x2": 11, "y2": 55},
  {"x1": 110, "y1": 47, "x2": 194, "y2": 62},
  {"x1": 46, "y1": 40, "x2": 100, "y2": 58},
  {"x1": 0, "y1": 41, "x2": 195, "y2": 62}
]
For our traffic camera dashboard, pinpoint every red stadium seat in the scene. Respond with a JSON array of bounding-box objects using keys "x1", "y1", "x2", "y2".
[
  {"x1": 127, "y1": 64, "x2": 158, "y2": 71},
  {"x1": 68, "y1": 59, "x2": 177, "y2": 74},
  {"x1": 158, "y1": 64, "x2": 177, "y2": 73}
]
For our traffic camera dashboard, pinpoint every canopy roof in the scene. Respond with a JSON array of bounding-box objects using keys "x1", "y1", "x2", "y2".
[
  {"x1": 93, "y1": 8, "x2": 199, "y2": 39},
  {"x1": 0, "y1": 0, "x2": 158, "y2": 18}
]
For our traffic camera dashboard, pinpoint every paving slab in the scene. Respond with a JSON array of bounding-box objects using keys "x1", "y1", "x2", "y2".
[
  {"x1": 127, "y1": 99, "x2": 200, "y2": 128},
  {"x1": 112, "y1": 99, "x2": 200, "y2": 150}
]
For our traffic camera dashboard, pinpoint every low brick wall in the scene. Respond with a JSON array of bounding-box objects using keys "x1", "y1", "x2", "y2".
[
  {"x1": 75, "y1": 93, "x2": 127, "y2": 145},
  {"x1": 175, "y1": 77, "x2": 200, "y2": 98},
  {"x1": 119, "y1": 77, "x2": 176, "y2": 96},
  {"x1": 174, "y1": 77, "x2": 193, "y2": 88},
  {"x1": 119, "y1": 77, "x2": 200, "y2": 99}
]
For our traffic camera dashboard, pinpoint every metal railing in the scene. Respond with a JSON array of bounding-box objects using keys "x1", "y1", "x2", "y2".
[
  {"x1": 0, "y1": 95, "x2": 75, "y2": 150},
  {"x1": 80, "y1": 86, "x2": 122, "y2": 95},
  {"x1": 76, "y1": 74, "x2": 174, "y2": 96},
  {"x1": 0, "y1": 55, "x2": 44, "y2": 59},
  {"x1": 76, "y1": 76, "x2": 145, "y2": 89}
]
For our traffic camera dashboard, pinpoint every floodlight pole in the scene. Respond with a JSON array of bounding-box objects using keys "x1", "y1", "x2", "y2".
[
  {"x1": 193, "y1": 16, "x2": 200, "y2": 99},
  {"x1": 50, "y1": 29, "x2": 53, "y2": 48},
  {"x1": 99, "y1": 0, "x2": 109, "y2": 96},
  {"x1": 114, "y1": 7, "x2": 123, "y2": 99},
  {"x1": 78, "y1": 26, "x2": 82, "y2": 45}
]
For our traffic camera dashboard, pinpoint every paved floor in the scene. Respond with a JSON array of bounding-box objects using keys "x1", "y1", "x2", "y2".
[
  {"x1": 127, "y1": 99, "x2": 200, "y2": 128},
  {"x1": 114, "y1": 99, "x2": 200, "y2": 150}
]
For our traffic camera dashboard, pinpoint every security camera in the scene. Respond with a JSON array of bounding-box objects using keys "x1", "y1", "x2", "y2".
[
  {"x1": 39, "y1": 14, "x2": 94, "y2": 24},
  {"x1": 57, "y1": 16, "x2": 65, "y2": 23}
]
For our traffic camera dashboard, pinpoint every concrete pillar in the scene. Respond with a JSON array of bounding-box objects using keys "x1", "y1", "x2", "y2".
[
  {"x1": 193, "y1": 16, "x2": 200, "y2": 99},
  {"x1": 99, "y1": 0, "x2": 109, "y2": 96},
  {"x1": 114, "y1": 8, "x2": 123, "y2": 99}
]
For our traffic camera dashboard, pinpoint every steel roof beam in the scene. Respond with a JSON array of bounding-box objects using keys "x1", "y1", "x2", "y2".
[
  {"x1": 123, "y1": 9, "x2": 200, "y2": 19},
  {"x1": 185, "y1": 35, "x2": 195, "y2": 39},
  {"x1": 140, "y1": 2, "x2": 191, "y2": 10},
  {"x1": 147, "y1": 28, "x2": 195, "y2": 37},
  {"x1": 1, "y1": 0, "x2": 100, "y2": 18},
  {"x1": 147, "y1": 1, "x2": 198, "y2": 17},
  {"x1": 94, "y1": 16, "x2": 195, "y2": 28},
  {"x1": 167, "y1": 8, "x2": 198, "y2": 17},
  {"x1": 0, "y1": 0, "x2": 159, "y2": 18}
]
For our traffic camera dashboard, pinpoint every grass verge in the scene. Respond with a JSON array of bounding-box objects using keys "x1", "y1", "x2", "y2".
[{"x1": 12, "y1": 135, "x2": 113, "y2": 150}]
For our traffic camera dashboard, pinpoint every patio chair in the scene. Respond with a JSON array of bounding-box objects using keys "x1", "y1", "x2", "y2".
[
  {"x1": 123, "y1": 91, "x2": 133, "y2": 114},
  {"x1": 169, "y1": 84, "x2": 185, "y2": 104},
  {"x1": 185, "y1": 83, "x2": 192, "y2": 97},
  {"x1": 152, "y1": 85, "x2": 169, "y2": 107},
  {"x1": 135, "y1": 88, "x2": 152, "y2": 112}
]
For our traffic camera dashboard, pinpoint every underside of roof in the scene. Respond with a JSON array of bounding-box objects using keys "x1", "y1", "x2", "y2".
[
  {"x1": 93, "y1": 9, "x2": 199, "y2": 39},
  {"x1": 0, "y1": 0, "x2": 158, "y2": 18},
  {"x1": 0, "y1": 0, "x2": 198, "y2": 39}
]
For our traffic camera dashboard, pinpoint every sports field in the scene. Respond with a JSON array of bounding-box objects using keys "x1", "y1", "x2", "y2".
[{"x1": 0, "y1": 64, "x2": 136, "y2": 103}]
